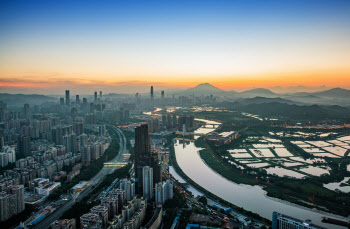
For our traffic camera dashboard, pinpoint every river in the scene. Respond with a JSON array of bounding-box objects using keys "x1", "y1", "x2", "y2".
[{"x1": 173, "y1": 118, "x2": 348, "y2": 228}]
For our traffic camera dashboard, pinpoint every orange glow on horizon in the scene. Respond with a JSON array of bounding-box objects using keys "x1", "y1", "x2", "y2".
[{"x1": 1, "y1": 67, "x2": 350, "y2": 91}]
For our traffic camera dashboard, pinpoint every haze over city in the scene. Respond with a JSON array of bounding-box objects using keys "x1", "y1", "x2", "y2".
[{"x1": 1, "y1": 1, "x2": 350, "y2": 229}]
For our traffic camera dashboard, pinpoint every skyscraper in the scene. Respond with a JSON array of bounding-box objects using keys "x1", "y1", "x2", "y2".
[
  {"x1": 120, "y1": 179, "x2": 135, "y2": 201},
  {"x1": 155, "y1": 182, "x2": 163, "y2": 205},
  {"x1": 76, "y1": 95, "x2": 80, "y2": 105},
  {"x1": 0, "y1": 185, "x2": 25, "y2": 222},
  {"x1": 155, "y1": 179, "x2": 173, "y2": 205},
  {"x1": 134, "y1": 124, "x2": 151, "y2": 188},
  {"x1": 60, "y1": 98, "x2": 64, "y2": 106},
  {"x1": 17, "y1": 135, "x2": 31, "y2": 157},
  {"x1": 150, "y1": 86, "x2": 154, "y2": 100},
  {"x1": 100, "y1": 91, "x2": 102, "y2": 99},
  {"x1": 65, "y1": 90, "x2": 70, "y2": 106},
  {"x1": 23, "y1": 104, "x2": 30, "y2": 118},
  {"x1": 161, "y1": 90, "x2": 164, "y2": 99},
  {"x1": 94, "y1": 91, "x2": 97, "y2": 103},
  {"x1": 142, "y1": 166, "x2": 153, "y2": 200},
  {"x1": 134, "y1": 124, "x2": 151, "y2": 158}
]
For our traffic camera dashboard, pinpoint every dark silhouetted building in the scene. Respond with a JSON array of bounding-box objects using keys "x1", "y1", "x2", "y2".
[
  {"x1": 94, "y1": 91, "x2": 97, "y2": 103},
  {"x1": 65, "y1": 90, "x2": 70, "y2": 106},
  {"x1": 17, "y1": 135, "x2": 31, "y2": 157},
  {"x1": 150, "y1": 86, "x2": 154, "y2": 100},
  {"x1": 75, "y1": 95, "x2": 80, "y2": 105}
]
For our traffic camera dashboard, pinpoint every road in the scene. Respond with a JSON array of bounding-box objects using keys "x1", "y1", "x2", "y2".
[{"x1": 31, "y1": 127, "x2": 127, "y2": 229}]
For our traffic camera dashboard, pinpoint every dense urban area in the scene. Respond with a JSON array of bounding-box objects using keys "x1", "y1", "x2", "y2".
[{"x1": 1, "y1": 84, "x2": 350, "y2": 229}]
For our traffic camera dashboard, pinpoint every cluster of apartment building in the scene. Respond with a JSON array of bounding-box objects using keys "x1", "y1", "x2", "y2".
[
  {"x1": 77, "y1": 178, "x2": 146, "y2": 229},
  {"x1": 147, "y1": 114, "x2": 195, "y2": 134},
  {"x1": 0, "y1": 184, "x2": 25, "y2": 221}
]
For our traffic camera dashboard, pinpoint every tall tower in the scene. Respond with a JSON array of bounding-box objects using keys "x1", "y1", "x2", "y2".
[
  {"x1": 161, "y1": 90, "x2": 164, "y2": 99},
  {"x1": 99, "y1": 91, "x2": 102, "y2": 100},
  {"x1": 76, "y1": 95, "x2": 80, "y2": 105},
  {"x1": 134, "y1": 124, "x2": 151, "y2": 156},
  {"x1": 94, "y1": 91, "x2": 97, "y2": 103},
  {"x1": 65, "y1": 90, "x2": 70, "y2": 106},
  {"x1": 134, "y1": 124, "x2": 152, "y2": 192},
  {"x1": 150, "y1": 86, "x2": 154, "y2": 100},
  {"x1": 142, "y1": 166, "x2": 153, "y2": 200}
]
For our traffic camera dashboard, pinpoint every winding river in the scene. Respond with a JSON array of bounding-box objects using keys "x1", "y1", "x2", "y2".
[{"x1": 174, "y1": 119, "x2": 348, "y2": 228}]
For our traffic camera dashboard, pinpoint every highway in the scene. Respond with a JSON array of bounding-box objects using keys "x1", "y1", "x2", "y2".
[{"x1": 30, "y1": 126, "x2": 127, "y2": 229}]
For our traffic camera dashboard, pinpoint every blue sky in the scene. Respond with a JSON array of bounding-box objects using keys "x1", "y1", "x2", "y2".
[{"x1": 0, "y1": 0, "x2": 350, "y2": 93}]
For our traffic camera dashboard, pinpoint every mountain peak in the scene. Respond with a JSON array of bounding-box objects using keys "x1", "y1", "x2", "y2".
[
  {"x1": 194, "y1": 83, "x2": 217, "y2": 88},
  {"x1": 241, "y1": 88, "x2": 276, "y2": 95}
]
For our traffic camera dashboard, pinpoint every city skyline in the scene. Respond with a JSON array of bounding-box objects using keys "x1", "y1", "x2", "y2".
[{"x1": 1, "y1": 0, "x2": 350, "y2": 93}]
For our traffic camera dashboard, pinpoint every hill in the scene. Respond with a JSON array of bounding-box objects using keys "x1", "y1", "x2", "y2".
[
  {"x1": 240, "y1": 88, "x2": 276, "y2": 97},
  {"x1": 239, "y1": 96, "x2": 300, "y2": 105},
  {"x1": 181, "y1": 83, "x2": 236, "y2": 96},
  {"x1": 0, "y1": 93, "x2": 56, "y2": 107},
  {"x1": 312, "y1": 88, "x2": 350, "y2": 98},
  {"x1": 237, "y1": 102, "x2": 350, "y2": 120}
]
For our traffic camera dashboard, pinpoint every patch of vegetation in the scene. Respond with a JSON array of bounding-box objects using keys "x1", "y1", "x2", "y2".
[{"x1": 198, "y1": 136, "x2": 350, "y2": 216}]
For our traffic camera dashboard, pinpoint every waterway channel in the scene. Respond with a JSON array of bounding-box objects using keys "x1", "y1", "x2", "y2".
[{"x1": 173, "y1": 118, "x2": 348, "y2": 228}]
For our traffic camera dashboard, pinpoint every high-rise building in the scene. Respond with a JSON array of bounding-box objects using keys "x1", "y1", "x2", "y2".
[
  {"x1": 134, "y1": 124, "x2": 151, "y2": 187},
  {"x1": 178, "y1": 115, "x2": 194, "y2": 131},
  {"x1": 99, "y1": 125, "x2": 106, "y2": 136},
  {"x1": 65, "y1": 90, "x2": 70, "y2": 106},
  {"x1": 134, "y1": 124, "x2": 151, "y2": 157},
  {"x1": 94, "y1": 91, "x2": 98, "y2": 103},
  {"x1": 74, "y1": 121, "x2": 84, "y2": 135},
  {"x1": 90, "y1": 205, "x2": 109, "y2": 226},
  {"x1": 0, "y1": 153, "x2": 8, "y2": 167},
  {"x1": 272, "y1": 212, "x2": 326, "y2": 229},
  {"x1": 0, "y1": 185, "x2": 25, "y2": 222},
  {"x1": 80, "y1": 213, "x2": 102, "y2": 229},
  {"x1": 75, "y1": 95, "x2": 80, "y2": 105},
  {"x1": 99, "y1": 91, "x2": 102, "y2": 99},
  {"x1": 0, "y1": 146, "x2": 15, "y2": 167},
  {"x1": 155, "y1": 182, "x2": 163, "y2": 206},
  {"x1": 82, "y1": 145, "x2": 91, "y2": 165},
  {"x1": 120, "y1": 179, "x2": 135, "y2": 201},
  {"x1": 60, "y1": 98, "x2": 64, "y2": 106},
  {"x1": 17, "y1": 135, "x2": 31, "y2": 157},
  {"x1": 23, "y1": 104, "x2": 30, "y2": 118},
  {"x1": 150, "y1": 86, "x2": 154, "y2": 100},
  {"x1": 79, "y1": 133, "x2": 88, "y2": 148},
  {"x1": 142, "y1": 166, "x2": 153, "y2": 200},
  {"x1": 161, "y1": 90, "x2": 164, "y2": 99},
  {"x1": 155, "y1": 179, "x2": 173, "y2": 205}
]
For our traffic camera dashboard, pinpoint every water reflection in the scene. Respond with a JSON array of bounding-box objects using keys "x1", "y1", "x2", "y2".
[{"x1": 174, "y1": 119, "x2": 347, "y2": 228}]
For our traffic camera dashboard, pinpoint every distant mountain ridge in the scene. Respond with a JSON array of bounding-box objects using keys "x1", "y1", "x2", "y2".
[
  {"x1": 239, "y1": 88, "x2": 276, "y2": 97},
  {"x1": 181, "y1": 83, "x2": 235, "y2": 96},
  {"x1": 312, "y1": 87, "x2": 350, "y2": 98},
  {"x1": 0, "y1": 93, "x2": 56, "y2": 107}
]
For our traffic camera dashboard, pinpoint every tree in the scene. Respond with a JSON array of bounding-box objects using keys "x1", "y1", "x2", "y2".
[{"x1": 198, "y1": 196, "x2": 207, "y2": 205}]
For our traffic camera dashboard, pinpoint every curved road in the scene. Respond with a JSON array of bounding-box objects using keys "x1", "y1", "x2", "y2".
[{"x1": 31, "y1": 126, "x2": 127, "y2": 229}]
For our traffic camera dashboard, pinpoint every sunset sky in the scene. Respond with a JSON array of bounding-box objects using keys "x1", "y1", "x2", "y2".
[{"x1": 1, "y1": 0, "x2": 350, "y2": 94}]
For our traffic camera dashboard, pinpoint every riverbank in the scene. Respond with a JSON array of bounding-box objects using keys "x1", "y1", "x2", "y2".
[
  {"x1": 168, "y1": 140, "x2": 272, "y2": 225},
  {"x1": 196, "y1": 137, "x2": 350, "y2": 217}
]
